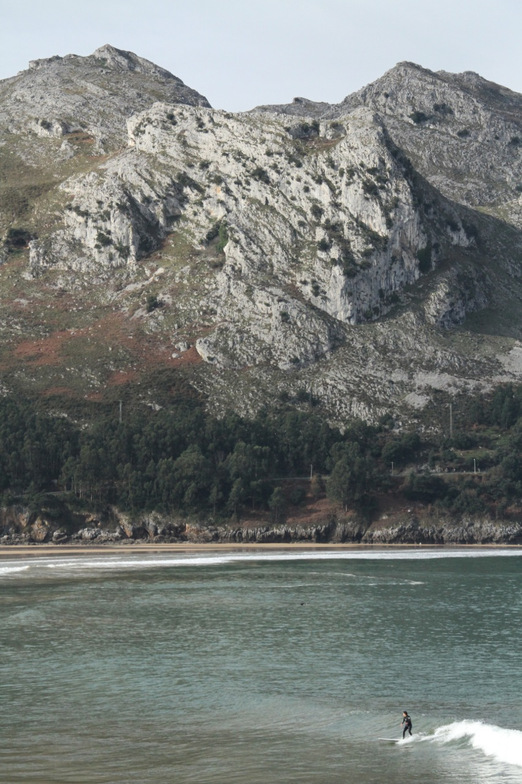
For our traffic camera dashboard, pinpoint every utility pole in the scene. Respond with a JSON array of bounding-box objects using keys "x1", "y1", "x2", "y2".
[{"x1": 449, "y1": 402, "x2": 453, "y2": 439}]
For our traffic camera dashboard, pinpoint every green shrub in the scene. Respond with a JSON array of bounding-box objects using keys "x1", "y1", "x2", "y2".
[
  {"x1": 146, "y1": 294, "x2": 161, "y2": 313},
  {"x1": 433, "y1": 103, "x2": 454, "y2": 116},
  {"x1": 362, "y1": 180, "x2": 380, "y2": 197},
  {"x1": 289, "y1": 485, "x2": 306, "y2": 505},
  {"x1": 310, "y1": 204, "x2": 323, "y2": 221},
  {"x1": 206, "y1": 221, "x2": 228, "y2": 251},
  {"x1": 287, "y1": 154, "x2": 303, "y2": 168},
  {"x1": 251, "y1": 167, "x2": 271, "y2": 185},
  {"x1": 5, "y1": 227, "x2": 34, "y2": 251},
  {"x1": 177, "y1": 172, "x2": 204, "y2": 193},
  {"x1": 317, "y1": 238, "x2": 331, "y2": 252},
  {"x1": 96, "y1": 231, "x2": 112, "y2": 248},
  {"x1": 115, "y1": 243, "x2": 130, "y2": 259},
  {"x1": 410, "y1": 111, "x2": 430, "y2": 124},
  {"x1": 287, "y1": 121, "x2": 320, "y2": 140},
  {"x1": 217, "y1": 222, "x2": 229, "y2": 252},
  {"x1": 205, "y1": 223, "x2": 219, "y2": 243},
  {"x1": 404, "y1": 473, "x2": 448, "y2": 502}
]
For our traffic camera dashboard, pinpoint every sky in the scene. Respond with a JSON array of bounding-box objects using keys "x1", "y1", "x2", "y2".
[{"x1": 1, "y1": 0, "x2": 521, "y2": 112}]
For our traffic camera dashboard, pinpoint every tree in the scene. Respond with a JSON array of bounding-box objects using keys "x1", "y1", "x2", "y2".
[
  {"x1": 327, "y1": 444, "x2": 374, "y2": 511},
  {"x1": 227, "y1": 478, "x2": 247, "y2": 520},
  {"x1": 404, "y1": 473, "x2": 448, "y2": 503},
  {"x1": 172, "y1": 446, "x2": 213, "y2": 512},
  {"x1": 381, "y1": 432, "x2": 421, "y2": 467},
  {"x1": 310, "y1": 473, "x2": 324, "y2": 500},
  {"x1": 268, "y1": 486, "x2": 286, "y2": 524},
  {"x1": 225, "y1": 442, "x2": 271, "y2": 509},
  {"x1": 209, "y1": 481, "x2": 223, "y2": 516}
]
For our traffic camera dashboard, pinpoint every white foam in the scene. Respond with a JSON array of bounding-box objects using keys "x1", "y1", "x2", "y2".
[
  {"x1": 0, "y1": 565, "x2": 30, "y2": 575},
  {"x1": 0, "y1": 547, "x2": 520, "y2": 579},
  {"x1": 397, "y1": 733, "x2": 417, "y2": 744},
  {"x1": 43, "y1": 548, "x2": 522, "y2": 573},
  {"x1": 47, "y1": 548, "x2": 521, "y2": 569},
  {"x1": 432, "y1": 720, "x2": 522, "y2": 768}
]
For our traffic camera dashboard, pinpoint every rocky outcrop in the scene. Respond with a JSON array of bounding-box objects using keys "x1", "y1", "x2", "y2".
[
  {"x1": 361, "y1": 517, "x2": 522, "y2": 545},
  {"x1": 0, "y1": 44, "x2": 210, "y2": 152},
  {"x1": 182, "y1": 517, "x2": 522, "y2": 545},
  {"x1": 1, "y1": 505, "x2": 521, "y2": 546},
  {"x1": 257, "y1": 61, "x2": 522, "y2": 227},
  {"x1": 26, "y1": 98, "x2": 480, "y2": 369}
]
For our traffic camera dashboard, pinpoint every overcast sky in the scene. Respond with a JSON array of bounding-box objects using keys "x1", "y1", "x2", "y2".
[{"x1": 1, "y1": 0, "x2": 521, "y2": 111}]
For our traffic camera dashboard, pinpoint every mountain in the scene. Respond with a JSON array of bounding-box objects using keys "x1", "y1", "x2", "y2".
[
  {"x1": 1, "y1": 48, "x2": 522, "y2": 428},
  {"x1": 257, "y1": 61, "x2": 522, "y2": 226},
  {"x1": 0, "y1": 44, "x2": 210, "y2": 151}
]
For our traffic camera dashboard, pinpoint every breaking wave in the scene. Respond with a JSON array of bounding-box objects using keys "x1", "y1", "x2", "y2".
[
  {"x1": 0, "y1": 564, "x2": 29, "y2": 575},
  {"x1": 0, "y1": 547, "x2": 521, "y2": 581},
  {"x1": 432, "y1": 720, "x2": 522, "y2": 769}
]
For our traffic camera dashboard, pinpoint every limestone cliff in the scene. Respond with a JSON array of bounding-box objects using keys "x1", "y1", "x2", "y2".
[
  {"x1": 28, "y1": 100, "x2": 481, "y2": 368},
  {"x1": 258, "y1": 61, "x2": 522, "y2": 228},
  {"x1": 1, "y1": 48, "x2": 522, "y2": 426}
]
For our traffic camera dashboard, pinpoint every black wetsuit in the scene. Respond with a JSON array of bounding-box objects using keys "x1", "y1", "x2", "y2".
[{"x1": 402, "y1": 714, "x2": 412, "y2": 738}]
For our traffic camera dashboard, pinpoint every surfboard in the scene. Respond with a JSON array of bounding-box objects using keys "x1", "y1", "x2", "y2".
[{"x1": 378, "y1": 738, "x2": 400, "y2": 743}]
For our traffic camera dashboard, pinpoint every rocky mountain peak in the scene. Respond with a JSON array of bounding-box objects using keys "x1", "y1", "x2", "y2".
[
  {"x1": 90, "y1": 44, "x2": 180, "y2": 81},
  {"x1": 25, "y1": 44, "x2": 188, "y2": 85},
  {"x1": 255, "y1": 61, "x2": 521, "y2": 222},
  {"x1": 1, "y1": 49, "x2": 522, "y2": 427},
  {"x1": 1, "y1": 45, "x2": 210, "y2": 151},
  {"x1": 339, "y1": 59, "x2": 517, "y2": 113}
]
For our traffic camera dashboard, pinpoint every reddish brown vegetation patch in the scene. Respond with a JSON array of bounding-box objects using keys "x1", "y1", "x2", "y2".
[
  {"x1": 7, "y1": 304, "x2": 204, "y2": 402},
  {"x1": 41, "y1": 386, "x2": 76, "y2": 398},
  {"x1": 86, "y1": 391, "x2": 105, "y2": 402},
  {"x1": 68, "y1": 131, "x2": 95, "y2": 145},
  {"x1": 170, "y1": 345, "x2": 202, "y2": 367},
  {"x1": 14, "y1": 331, "x2": 70, "y2": 366},
  {"x1": 107, "y1": 370, "x2": 139, "y2": 387},
  {"x1": 284, "y1": 496, "x2": 334, "y2": 525}
]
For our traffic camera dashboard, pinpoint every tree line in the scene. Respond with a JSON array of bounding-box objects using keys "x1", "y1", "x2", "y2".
[{"x1": 1, "y1": 383, "x2": 522, "y2": 520}]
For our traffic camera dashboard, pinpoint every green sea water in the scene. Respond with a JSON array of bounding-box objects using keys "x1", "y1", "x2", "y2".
[{"x1": 1, "y1": 548, "x2": 521, "y2": 783}]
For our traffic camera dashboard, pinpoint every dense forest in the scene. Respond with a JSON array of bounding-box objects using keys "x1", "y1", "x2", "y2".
[{"x1": 1, "y1": 383, "x2": 522, "y2": 523}]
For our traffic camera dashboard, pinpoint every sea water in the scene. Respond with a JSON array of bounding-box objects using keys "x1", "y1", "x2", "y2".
[{"x1": 0, "y1": 548, "x2": 521, "y2": 784}]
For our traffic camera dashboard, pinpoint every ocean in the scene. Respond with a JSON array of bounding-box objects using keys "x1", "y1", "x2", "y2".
[{"x1": 0, "y1": 547, "x2": 521, "y2": 783}]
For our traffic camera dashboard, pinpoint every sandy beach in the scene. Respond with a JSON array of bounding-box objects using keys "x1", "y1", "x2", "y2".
[
  {"x1": 1, "y1": 541, "x2": 519, "y2": 558},
  {"x1": 0, "y1": 542, "x2": 379, "y2": 558}
]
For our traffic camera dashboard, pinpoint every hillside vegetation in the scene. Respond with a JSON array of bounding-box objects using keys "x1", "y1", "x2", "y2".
[
  {"x1": 1, "y1": 383, "x2": 522, "y2": 543},
  {"x1": 1, "y1": 47, "x2": 522, "y2": 541}
]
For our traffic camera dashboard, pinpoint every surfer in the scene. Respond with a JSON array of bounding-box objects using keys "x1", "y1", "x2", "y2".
[{"x1": 401, "y1": 710, "x2": 412, "y2": 738}]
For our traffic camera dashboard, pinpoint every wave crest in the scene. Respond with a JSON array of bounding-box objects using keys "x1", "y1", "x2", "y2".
[
  {"x1": 433, "y1": 720, "x2": 522, "y2": 768},
  {"x1": 0, "y1": 565, "x2": 30, "y2": 575}
]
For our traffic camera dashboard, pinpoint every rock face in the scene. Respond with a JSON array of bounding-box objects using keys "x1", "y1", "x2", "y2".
[
  {"x1": 0, "y1": 44, "x2": 210, "y2": 152},
  {"x1": 257, "y1": 61, "x2": 522, "y2": 228},
  {"x1": 1, "y1": 48, "x2": 522, "y2": 424},
  {"x1": 30, "y1": 101, "x2": 479, "y2": 369},
  {"x1": 2, "y1": 504, "x2": 521, "y2": 545}
]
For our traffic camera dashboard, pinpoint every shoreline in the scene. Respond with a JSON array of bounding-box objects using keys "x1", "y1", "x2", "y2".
[{"x1": 1, "y1": 541, "x2": 521, "y2": 558}]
